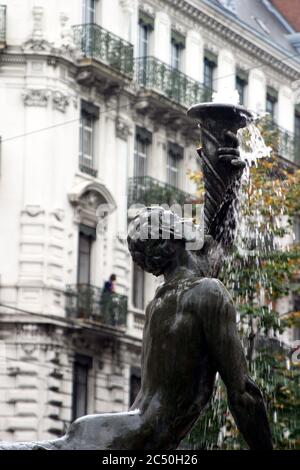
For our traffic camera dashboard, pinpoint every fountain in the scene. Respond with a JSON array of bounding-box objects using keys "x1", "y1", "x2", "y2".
[
  {"x1": 0, "y1": 100, "x2": 274, "y2": 450},
  {"x1": 187, "y1": 102, "x2": 252, "y2": 246}
]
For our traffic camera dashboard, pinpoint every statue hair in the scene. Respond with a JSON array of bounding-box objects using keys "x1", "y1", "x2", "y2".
[{"x1": 127, "y1": 207, "x2": 185, "y2": 276}]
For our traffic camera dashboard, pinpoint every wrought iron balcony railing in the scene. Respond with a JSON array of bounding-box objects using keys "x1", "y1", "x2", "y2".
[
  {"x1": 135, "y1": 56, "x2": 213, "y2": 108},
  {"x1": 73, "y1": 23, "x2": 134, "y2": 78},
  {"x1": 127, "y1": 176, "x2": 197, "y2": 209},
  {"x1": 65, "y1": 284, "x2": 128, "y2": 328},
  {"x1": 0, "y1": 5, "x2": 6, "y2": 44},
  {"x1": 260, "y1": 117, "x2": 300, "y2": 164}
]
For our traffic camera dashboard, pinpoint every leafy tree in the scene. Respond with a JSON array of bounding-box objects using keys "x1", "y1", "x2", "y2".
[{"x1": 185, "y1": 118, "x2": 300, "y2": 449}]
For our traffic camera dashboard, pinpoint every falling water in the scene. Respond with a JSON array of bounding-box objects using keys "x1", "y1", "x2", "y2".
[{"x1": 238, "y1": 121, "x2": 272, "y2": 166}]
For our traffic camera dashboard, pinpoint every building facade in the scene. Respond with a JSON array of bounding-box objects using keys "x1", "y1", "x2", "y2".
[{"x1": 0, "y1": 0, "x2": 299, "y2": 442}]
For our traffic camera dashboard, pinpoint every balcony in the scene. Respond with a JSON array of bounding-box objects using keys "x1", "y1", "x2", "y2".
[
  {"x1": 0, "y1": 5, "x2": 6, "y2": 48},
  {"x1": 72, "y1": 23, "x2": 134, "y2": 85},
  {"x1": 135, "y1": 56, "x2": 213, "y2": 110},
  {"x1": 260, "y1": 117, "x2": 300, "y2": 165},
  {"x1": 79, "y1": 154, "x2": 97, "y2": 177},
  {"x1": 65, "y1": 284, "x2": 128, "y2": 329},
  {"x1": 127, "y1": 176, "x2": 197, "y2": 209}
]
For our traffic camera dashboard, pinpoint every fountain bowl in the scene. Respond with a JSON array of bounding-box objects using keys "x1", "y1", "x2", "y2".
[{"x1": 187, "y1": 102, "x2": 253, "y2": 137}]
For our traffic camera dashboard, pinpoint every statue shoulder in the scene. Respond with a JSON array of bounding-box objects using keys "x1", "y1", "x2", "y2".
[{"x1": 188, "y1": 277, "x2": 233, "y2": 309}]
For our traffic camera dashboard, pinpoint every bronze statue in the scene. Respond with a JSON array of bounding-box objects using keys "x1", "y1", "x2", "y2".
[{"x1": 0, "y1": 104, "x2": 273, "y2": 450}]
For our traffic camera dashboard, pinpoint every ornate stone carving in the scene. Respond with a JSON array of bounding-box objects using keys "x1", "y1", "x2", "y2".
[
  {"x1": 80, "y1": 190, "x2": 106, "y2": 211},
  {"x1": 59, "y1": 11, "x2": 75, "y2": 50},
  {"x1": 22, "y1": 89, "x2": 70, "y2": 111},
  {"x1": 22, "y1": 89, "x2": 51, "y2": 107},
  {"x1": 52, "y1": 91, "x2": 70, "y2": 113},
  {"x1": 115, "y1": 117, "x2": 131, "y2": 141},
  {"x1": 292, "y1": 79, "x2": 300, "y2": 103},
  {"x1": 22, "y1": 38, "x2": 53, "y2": 53},
  {"x1": 22, "y1": 6, "x2": 53, "y2": 53},
  {"x1": 32, "y1": 6, "x2": 44, "y2": 40},
  {"x1": 21, "y1": 343, "x2": 37, "y2": 356},
  {"x1": 52, "y1": 209, "x2": 65, "y2": 221},
  {"x1": 22, "y1": 205, "x2": 45, "y2": 217},
  {"x1": 120, "y1": 0, "x2": 137, "y2": 13},
  {"x1": 96, "y1": 212, "x2": 108, "y2": 236}
]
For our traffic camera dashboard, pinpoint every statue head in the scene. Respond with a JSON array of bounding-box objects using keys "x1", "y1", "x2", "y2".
[{"x1": 127, "y1": 206, "x2": 208, "y2": 277}]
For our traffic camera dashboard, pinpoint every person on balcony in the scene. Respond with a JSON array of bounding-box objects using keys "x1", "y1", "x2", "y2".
[
  {"x1": 103, "y1": 273, "x2": 117, "y2": 293},
  {"x1": 101, "y1": 274, "x2": 117, "y2": 326}
]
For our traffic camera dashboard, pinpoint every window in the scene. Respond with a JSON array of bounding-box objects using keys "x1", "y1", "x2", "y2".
[
  {"x1": 72, "y1": 354, "x2": 92, "y2": 421},
  {"x1": 138, "y1": 11, "x2": 154, "y2": 57},
  {"x1": 167, "y1": 153, "x2": 179, "y2": 187},
  {"x1": 82, "y1": 0, "x2": 96, "y2": 24},
  {"x1": 236, "y1": 75, "x2": 247, "y2": 106},
  {"x1": 266, "y1": 88, "x2": 278, "y2": 121},
  {"x1": 129, "y1": 367, "x2": 141, "y2": 407},
  {"x1": 78, "y1": 225, "x2": 96, "y2": 285},
  {"x1": 171, "y1": 42, "x2": 181, "y2": 70},
  {"x1": 134, "y1": 127, "x2": 152, "y2": 178},
  {"x1": 167, "y1": 143, "x2": 183, "y2": 188},
  {"x1": 171, "y1": 31, "x2": 185, "y2": 71},
  {"x1": 139, "y1": 23, "x2": 149, "y2": 58},
  {"x1": 79, "y1": 101, "x2": 99, "y2": 176},
  {"x1": 132, "y1": 264, "x2": 145, "y2": 310},
  {"x1": 204, "y1": 57, "x2": 216, "y2": 91}
]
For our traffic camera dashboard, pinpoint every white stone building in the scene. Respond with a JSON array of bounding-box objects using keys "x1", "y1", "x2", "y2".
[{"x1": 0, "y1": 0, "x2": 299, "y2": 442}]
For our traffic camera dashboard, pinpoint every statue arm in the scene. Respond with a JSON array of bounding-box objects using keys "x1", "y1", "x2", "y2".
[{"x1": 198, "y1": 279, "x2": 273, "y2": 449}]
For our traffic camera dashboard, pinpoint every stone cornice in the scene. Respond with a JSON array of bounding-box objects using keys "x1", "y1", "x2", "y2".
[{"x1": 163, "y1": 0, "x2": 300, "y2": 80}]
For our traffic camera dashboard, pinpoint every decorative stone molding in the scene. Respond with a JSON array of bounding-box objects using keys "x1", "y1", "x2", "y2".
[
  {"x1": 22, "y1": 6, "x2": 53, "y2": 54},
  {"x1": 172, "y1": 23, "x2": 186, "y2": 36},
  {"x1": 22, "y1": 38, "x2": 53, "y2": 53},
  {"x1": 139, "y1": 2, "x2": 154, "y2": 17},
  {"x1": 292, "y1": 79, "x2": 300, "y2": 103},
  {"x1": 21, "y1": 343, "x2": 37, "y2": 356},
  {"x1": 120, "y1": 0, "x2": 137, "y2": 14},
  {"x1": 22, "y1": 89, "x2": 71, "y2": 111},
  {"x1": 115, "y1": 117, "x2": 131, "y2": 141},
  {"x1": 22, "y1": 89, "x2": 51, "y2": 107},
  {"x1": 81, "y1": 190, "x2": 106, "y2": 211},
  {"x1": 96, "y1": 211, "x2": 109, "y2": 236},
  {"x1": 22, "y1": 205, "x2": 45, "y2": 217},
  {"x1": 59, "y1": 11, "x2": 75, "y2": 50},
  {"x1": 69, "y1": 182, "x2": 116, "y2": 229},
  {"x1": 68, "y1": 181, "x2": 117, "y2": 213},
  {"x1": 52, "y1": 91, "x2": 70, "y2": 113},
  {"x1": 51, "y1": 209, "x2": 65, "y2": 222},
  {"x1": 32, "y1": 6, "x2": 44, "y2": 41}
]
